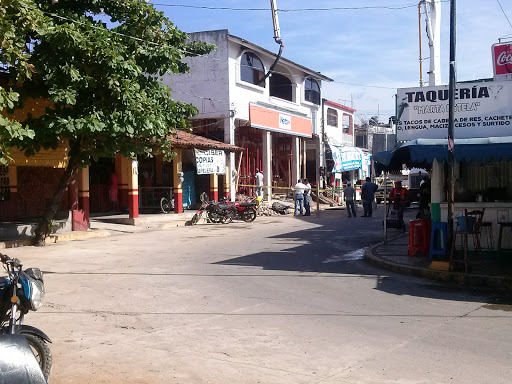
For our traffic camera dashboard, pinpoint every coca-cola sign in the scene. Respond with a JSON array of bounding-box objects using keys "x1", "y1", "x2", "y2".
[{"x1": 493, "y1": 43, "x2": 512, "y2": 81}]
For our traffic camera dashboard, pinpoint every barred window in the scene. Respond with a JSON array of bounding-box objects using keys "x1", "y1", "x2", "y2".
[{"x1": 327, "y1": 108, "x2": 338, "y2": 127}]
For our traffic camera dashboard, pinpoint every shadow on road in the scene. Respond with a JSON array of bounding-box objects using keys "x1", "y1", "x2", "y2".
[{"x1": 215, "y1": 212, "x2": 501, "y2": 304}]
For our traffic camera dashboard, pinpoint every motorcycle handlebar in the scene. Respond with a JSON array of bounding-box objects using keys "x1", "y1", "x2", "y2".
[{"x1": 0, "y1": 253, "x2": 22, "y2": 268}]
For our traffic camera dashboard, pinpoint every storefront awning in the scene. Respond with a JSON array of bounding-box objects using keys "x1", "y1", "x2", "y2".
[
  {"x1": 169, "y1": 131, "x2": 243, "y2": 152},
  {"x1": 374, "y1": 136, "x2": 512, "y2": 171},
  {"x1": 326, "y1": 144, "x2": 364, "y2": 172}
]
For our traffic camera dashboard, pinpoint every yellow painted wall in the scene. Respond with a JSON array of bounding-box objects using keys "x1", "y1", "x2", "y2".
[{"x1": 2, "y1": 98, "x2": 68, "y2": 168}]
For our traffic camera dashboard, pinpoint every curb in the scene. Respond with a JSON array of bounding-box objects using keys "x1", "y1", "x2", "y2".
[
  {"x1": 365, "y1": 242, "x2": 512, "y2": 291},
  {"x1": 0, "y1": 230, "x2": 111, "y2": 249}
]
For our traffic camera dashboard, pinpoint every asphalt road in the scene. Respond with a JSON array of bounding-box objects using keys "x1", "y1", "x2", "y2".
[{"x1": 6, "y1": 208, "x2": 512, "y2": 384}]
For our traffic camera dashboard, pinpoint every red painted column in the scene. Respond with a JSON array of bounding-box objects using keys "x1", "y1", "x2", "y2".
[
  {"x1": 75, "y1": 166, "x2": 90, "y2": 230},
  {"x1": 173, "y1": 149, "x2": 183, "y2": 213},
  {"x1": 128, "y1": 159, "x2": 139, "y2": 219}
]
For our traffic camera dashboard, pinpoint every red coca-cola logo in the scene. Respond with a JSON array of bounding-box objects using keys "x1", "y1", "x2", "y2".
[{"x1": 494, "y1": 43, "x2": 512, "y2": 75}]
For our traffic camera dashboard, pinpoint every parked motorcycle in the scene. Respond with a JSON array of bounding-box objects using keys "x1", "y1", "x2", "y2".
[
  {"x1": 191, "y1": 193, "x2": 234, "y2": 225},
  {"x1": 0, "y1": 253, "x2": 52, "y2": 382},
  {"x1": 221, "y1": 197, "x2": 259, "y2": 222}
]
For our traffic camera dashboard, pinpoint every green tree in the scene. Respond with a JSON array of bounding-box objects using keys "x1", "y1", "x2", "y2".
[{"x1": 0, "y1": 0, "x2": 214, "y2": 245}]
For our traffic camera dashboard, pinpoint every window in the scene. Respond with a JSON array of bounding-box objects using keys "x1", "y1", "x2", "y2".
[
  {"x1": 304, "y1": 78, "x2": 320, "y2": 105},
  {"x1": 240, "y1": 52, "x2": 265, "y2": 87},
  {"x1": 269, "y1": 73, "x2": 293, "y2": 101},
  {"x1": 327, "y1": 108, "x2": 338, "y2": 127}
]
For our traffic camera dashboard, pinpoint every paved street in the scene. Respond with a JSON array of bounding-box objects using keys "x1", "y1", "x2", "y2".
[{"x1": 6, "y1": 209, "x2": 512, "y2": 384}]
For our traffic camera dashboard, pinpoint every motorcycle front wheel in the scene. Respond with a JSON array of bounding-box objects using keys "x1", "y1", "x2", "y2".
[
  {"x1": 191, "y1": 213, "x2": 200, "y2": 225},
  {"x1": 241, "y1": 208, "x2": 257, "y2": 222},
  {"x1": 22, "y1": 333, "x2": 52, "y2": 382},
  {"x1": 221, "y1": 210, "x2": 235, "y2": 224}
]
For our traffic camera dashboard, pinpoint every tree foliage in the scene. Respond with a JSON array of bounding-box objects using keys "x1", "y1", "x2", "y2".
[{"x1": 0, "y1": 0, "x2": 215, "y2": 244}]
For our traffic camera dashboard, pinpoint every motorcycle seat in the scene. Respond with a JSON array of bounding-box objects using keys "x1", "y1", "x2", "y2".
[
  {"x1": 239, "y1": 202, "x2": 255, "y2": 207},
  {"x1": 218, "y1": 203, "x2": 232, "y2": 209}
]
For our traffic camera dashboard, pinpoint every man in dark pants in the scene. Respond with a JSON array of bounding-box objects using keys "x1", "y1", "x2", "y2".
[
  {"x1": 344, "y1": 182, "x2": 356, "y2": 217},
  {"x1": 361, "y1": 177, "x2": 378, "y2": 217}
]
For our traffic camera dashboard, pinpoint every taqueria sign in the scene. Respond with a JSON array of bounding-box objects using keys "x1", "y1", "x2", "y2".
[{"x1": 396, "y1": 80, "x2": 512, "y2": 141}]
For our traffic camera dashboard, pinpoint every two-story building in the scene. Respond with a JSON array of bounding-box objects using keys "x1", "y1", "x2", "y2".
[
  {"x1": 161, "y1": 29, "x2": 332, "y2": 200},
  {"x1": 321, "y1": 100, "x2": 370, "y2": 194}
]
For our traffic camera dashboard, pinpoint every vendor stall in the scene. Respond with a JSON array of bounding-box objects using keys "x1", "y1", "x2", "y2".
[{"x1": 374, "y1": 137, "x2": 512, "y2": 250}]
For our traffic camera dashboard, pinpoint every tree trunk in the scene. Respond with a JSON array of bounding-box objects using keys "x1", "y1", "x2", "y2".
[{"x1": 33, "y1": 156, "x2": 79, "y2": 246}]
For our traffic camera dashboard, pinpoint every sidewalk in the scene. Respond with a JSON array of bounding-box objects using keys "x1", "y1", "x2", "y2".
[
  {"x1": 0, "y1": 197, "x2": 335, "y2": 249},
  {"x1": 0, "y1": 211, "x2": 197, "y2": 249},
  {"x1": 365, "y1": 232, "x2": 512, "y2": 291}
]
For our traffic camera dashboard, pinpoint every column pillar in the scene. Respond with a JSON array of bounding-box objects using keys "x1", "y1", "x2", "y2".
[
  {"x1": 431, "y1": 159, "x2": 444, "y2": 203},
  {"x1": 128, "y1": 159, "x2": 139, "y2": 219},
  {"x1": 78, "y1": 166, "x2": 90, "y2": 223},
  {"x1": 262, "y1": 131, "x2": 272, "y2": 201},
  {"x1": 173, "y1": 149, "x2": 183, "y2": 213},
  {"x1": 223, "y1": 155, "x2": 230, "y2": 200},
  {"x1": 302, "y1": 139, "x2": 307, "y2": 179},
  {"x1": 210, "y1": 173, "x2": 219, "y2": 201},
  {"x1": 291, "y1": 136, "x2": 301, "y2": 186}
]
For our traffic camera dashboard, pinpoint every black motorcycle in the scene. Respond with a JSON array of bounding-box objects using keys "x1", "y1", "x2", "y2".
[
  {"x1": 0, "y1": 253, "x2": 52, "y2": 382},
  {"x1": 191, "y1": 193, "x2": 234, "y2": 225}
]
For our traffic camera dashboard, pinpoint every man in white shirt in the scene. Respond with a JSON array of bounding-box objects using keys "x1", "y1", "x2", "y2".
[
  {"x1": 255, "y1": 168, "x2": 264, "y2": 198},
  {"x1": 303, "y1": 178, "x2": 312, "y2": 216},
  {"x1": 292, "y1": 179, "x2": 306, "y2": 215}
]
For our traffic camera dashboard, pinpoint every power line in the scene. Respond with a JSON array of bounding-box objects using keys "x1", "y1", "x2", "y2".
[
  {"x1": 496, "y1": 0, "x2": 512, "y2": 30},
  {"x1": 150, "y1": 2, "x2": 449, "y2": 12},
  {"x1": 24, "y1": 4, "x2": 397, "y2": 91}
]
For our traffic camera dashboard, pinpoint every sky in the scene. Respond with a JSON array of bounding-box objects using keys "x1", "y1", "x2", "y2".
[{"x1": 149, "y1": 0, "x2": 512, "y2": 124}]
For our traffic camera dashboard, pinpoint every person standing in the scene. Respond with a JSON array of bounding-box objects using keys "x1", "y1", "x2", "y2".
[
  {"x1": 361, "y1": 177, "x2": 378, "y2": 217},
  {"x1": 303, "y1": 178, "x2": 312, "y2": 216},
  {"x1": 344, "y1": 181, "x2": 356, "y2": 218},
  {"x1": 255, "y1": 168, "x2": 264, "y2": 198},
  {"x1": 292, "y1": 179, "x2": 306, "y2": 216}
]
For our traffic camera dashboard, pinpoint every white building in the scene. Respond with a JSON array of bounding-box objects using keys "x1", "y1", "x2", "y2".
[
  {"x1": 321, "y1": 100, "x2": 370, "y2": 190},
  {"x1": 161, "y1": 29, "x2": 332, "y2": 200}
]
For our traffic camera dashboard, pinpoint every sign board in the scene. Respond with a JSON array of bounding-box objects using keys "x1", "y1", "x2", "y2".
[
  {"x1": 330, "y1": 145, "x2": 363, "y2": 173},
  {"x1": 249, "y1": 104, "x2": 312, "y2": 138},
  {"x1": 194, "y1": 149, "x2": 226, "y2": 175},
  {"x1": 396, "y1": 80, "x2": 512, "y2": 141},
  {"x1": 492, "y1": 43, "x2": 512, "y2": 81}
]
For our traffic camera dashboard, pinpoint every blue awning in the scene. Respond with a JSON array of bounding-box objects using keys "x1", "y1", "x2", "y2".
[{"x1": 374, "y1": 137, "x2": 512, "y2": 171}]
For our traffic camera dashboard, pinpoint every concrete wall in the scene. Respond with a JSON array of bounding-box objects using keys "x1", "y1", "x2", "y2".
[{"x1": 160, "y1": 30, "x2": 231, "y2": 122}]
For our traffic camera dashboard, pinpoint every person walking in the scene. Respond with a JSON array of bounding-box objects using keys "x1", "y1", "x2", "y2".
[
  {"x1": 255, "y1": 168, "x2": 264, "y2": 198},
  {"x1": 303, "y1": 178, "x2": 312, "y2": 216},
  {"x1": 292, "y1": 179, "x2": 306, "y2": 216},
  {"x1": 344, "y1": 181, "x2": 356, "y2": 218},
  {"x1": 361, "y1": 177, "x2": 378, "y2": 217}
]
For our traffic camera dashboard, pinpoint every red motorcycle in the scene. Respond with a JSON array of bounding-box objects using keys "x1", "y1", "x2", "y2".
[{"x1": 221, "y1": 197, "x2": 259, "y2": 222}]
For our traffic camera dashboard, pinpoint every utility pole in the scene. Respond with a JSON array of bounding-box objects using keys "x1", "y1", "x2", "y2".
[
  {"x1": 422, "y1": 0, "x2": 442, "y2": 86},
  {"x1": 447, "y1": 0, "x2": 456, "y2": 244}
]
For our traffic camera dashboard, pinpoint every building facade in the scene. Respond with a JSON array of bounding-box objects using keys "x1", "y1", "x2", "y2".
[{"x1": 161, "y1": 29, "x2": 332, "y2": 200}]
